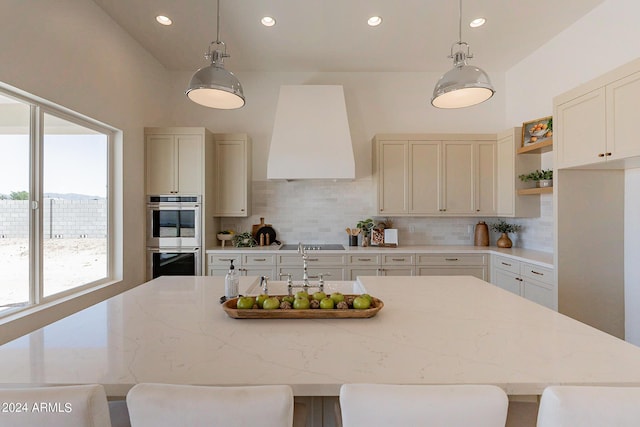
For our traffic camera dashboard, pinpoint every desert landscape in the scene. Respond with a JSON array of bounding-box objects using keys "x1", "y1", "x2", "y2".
[{"x1": 0, "y1": 238, "x2": 107, "y2": 311}]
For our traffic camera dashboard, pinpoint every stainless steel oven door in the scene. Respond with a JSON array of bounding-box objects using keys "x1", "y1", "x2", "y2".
[
  {"x1": 146, "y1": 204, "x2": 201, "y2": 248},
  {"x1": 147, "y1": 247, "x2": 201, "y2": 280}
]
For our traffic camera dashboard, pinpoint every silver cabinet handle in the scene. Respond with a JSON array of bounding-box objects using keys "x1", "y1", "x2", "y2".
[
  {"x1": 445, "y1": 258, "x2": 459, "y2": 261},
  {"x1": 501, "y1": 262, "x2": 512, "y2": 267},
  {"x1": 531, "y1": 270, "x2": 544, "y2": 276},
  {"x1": 220, "y1": 258, "x2": 235, "y2": 262},
  {"x1": 308, "y1": 258, "x2": 319, "y2": 262},
  {"x1": 252, "y1": 258, "x2": 267, "y2": 262},
  {"x1": 357, "y1": 258, "x2": 373, "y2": 262},
  {"x1": 391, "y1": 258, "x2": 406, "y2": 262}
]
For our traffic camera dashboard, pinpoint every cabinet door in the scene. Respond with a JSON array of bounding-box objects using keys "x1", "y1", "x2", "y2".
[
  {"x1": 606, "y1": 71, "x2": 640, "y2": 161},
  {"x1": 556, "y1": 88, "x2": 606, "y2": 168},
  {"x1": 409, "y1": 141, "x2": 440, "y2": 214},
  {"x1": 475, "y1": 142, "x2": 496, "y2": 215},
  {"x1": 215, "y1": 140, "x2": 248, "y2": 216},
  {"x1": 442, "y1": 141, "x2": 474, "y2": 214},
  {"x1": 176, "y1": 135, "x2": 203, "y2": 194},
  {"x1": 378, "y1": 141, "x2": 408, "y2": 215},
  {"x1": 523, "y1": 278, "x2": 554, "y2": 309},
  {"x1": 493, "y1": 269, "x2": 522, "y2": 296},
  {"x1": 146, "y1": 134, "x2": 177, "y2": 194},
  {"x1": 496, "y1": 134, "x2": 515, "y2": 216}
]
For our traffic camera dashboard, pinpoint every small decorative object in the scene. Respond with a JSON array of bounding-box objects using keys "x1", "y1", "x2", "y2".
[
  {"x1": 519, "y1": 169, "x2": 553, "y2": 188},
  {"x1": 490, "y1": 220, "x2": 522, "y2": 248},
  {"x1": 356, "y1": 218, "x2": 374, "y2": 247},
  {"x1": 383, "y1": 229, "x2": 398, "y2": 247},
  {"x1": 522, "y1": 116, "x2": 552, "y2": 147},
  {"x1": 232, "y1": 231, "x2": 257, "y2": 247},
  {"x1": 217, "y1": 230, "x2": 234, "y2": 248},
  {"x1": 345, "y1": 227, "x2": 361, "y2": 246},
  {"x1": 474, "y1": 221, "x2": 489, "y2": 246}
]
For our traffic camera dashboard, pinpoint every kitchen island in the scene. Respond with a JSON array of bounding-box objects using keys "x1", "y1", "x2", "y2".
[{"x1": 1, "y1": 275, "x2": 640, "y2": 400}]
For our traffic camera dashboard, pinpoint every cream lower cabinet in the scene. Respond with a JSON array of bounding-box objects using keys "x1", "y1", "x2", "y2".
[
  {"x1": 373, "y1": 135, "x2": 496, "y2": 216},
  {"x1": 347, "y1": 253, "x2": 414, "y2": 279},
  {"x1": 213, "y1": 134, "x2": 252, "y2": 217},
  {"x1": 492, "y1": 255, "x2": 555, "y2": 309},
  {"x1": 416, "y1": 254, "x2": 487, "y2": 281},
  {"x1": 278, "y1": 254, "x2": 346, "y2": 281},
  {"x1": 555, "y1": 60, "x2": 640, "y2": 169},
  {"x1": 207, "y1": 253, "x2": 276, "y2": 279}
]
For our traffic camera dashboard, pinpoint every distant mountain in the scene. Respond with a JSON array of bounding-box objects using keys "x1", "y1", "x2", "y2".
[{"x1": 44, "y1": 193, "x2": 105, "y2": 200}]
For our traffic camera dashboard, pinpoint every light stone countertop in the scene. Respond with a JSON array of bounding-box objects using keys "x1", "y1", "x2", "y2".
[
  {"x1": 2, "y1": 275, "x2": 640, "y2": 397},
  {"x1": 206, "y1": 245, "x2": 553, "y2": 268}
]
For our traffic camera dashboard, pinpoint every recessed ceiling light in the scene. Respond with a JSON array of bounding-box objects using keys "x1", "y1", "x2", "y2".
[
  {"x1": 469, "y1": 17, "x2": 486, "y2": 28},
  {"x1": 261, "y1": 16, "x2": 276, "y2": 27},
  {"x1": 156, "y1": 15, "x2": 172, "y2": 26},
  {"x1": 367, "y1": 16, "x2": 383, "y2": 27}
]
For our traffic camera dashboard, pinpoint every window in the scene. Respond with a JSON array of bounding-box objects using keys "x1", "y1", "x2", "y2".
[{"x1": 0, "y1": 86, "x2": 116, "y2": 316}]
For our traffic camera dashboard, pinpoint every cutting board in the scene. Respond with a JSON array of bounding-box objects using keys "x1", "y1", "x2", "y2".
[{"x1": 252, "y1": 217, "x2": 271, "y2": 238}]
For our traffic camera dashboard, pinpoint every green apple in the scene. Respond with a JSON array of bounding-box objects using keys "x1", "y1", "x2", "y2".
[
  {"x1": 236, "y1": 296, "x2": 256, "y2": 309},
  {"x1": 360, "y1": 294, "x2": 373, "y2": 303},
  {"x1": 263, "y1": 297, "x2": 280, "y2": 310},
  {"x1": 256, "y1": 294, "x2": 269, "y2": 308},
  {"x1": 330, "y1": 292, "x2": 345, "y2": 304},
  {"x1": 319, "y1": 297, "x2": 335, "y2": 309},
  {"x1": 282, "y1": 295, "x2": 295, "y2": 304},
  {"x1": 293, "y1": 297, "x2": 310, "y2": 309},
  {"x1": 353, "y1": 296, "x2": 371, "y2": 310},
  {"x1": 312, "y1": 291, "x2": 327, "y2": 301},
  {"x1": 295, "y1": 291, "x2": 309, "y2": 300}
]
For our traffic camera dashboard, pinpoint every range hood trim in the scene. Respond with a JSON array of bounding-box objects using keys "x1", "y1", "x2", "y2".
[{"x1": 267, "y1": 85, "x2": 356, "y2": 181}]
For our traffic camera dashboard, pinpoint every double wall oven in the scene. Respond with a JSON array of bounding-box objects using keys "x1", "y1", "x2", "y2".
[{"x1": 146, "y1": 195, "x2": 202, "y2": 279}]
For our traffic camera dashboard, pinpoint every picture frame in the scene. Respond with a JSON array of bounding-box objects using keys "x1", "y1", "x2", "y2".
[{"x1": 521, "y1": 116, "x2": 552, "y2": 148}]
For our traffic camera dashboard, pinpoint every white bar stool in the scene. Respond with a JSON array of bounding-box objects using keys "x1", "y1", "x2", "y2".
[
  {"x1": 339, "y1": 383, "x2": 508, "y2": 427},
  {"x1": 126, "y1": 383, "x2": 294, "y2": 427},
  {"x1": 0, "y1": 384, "x2": 111, "y2": 427},
  {"x1": 537, "y1": 385, "x2": 640, "y2": 426}
]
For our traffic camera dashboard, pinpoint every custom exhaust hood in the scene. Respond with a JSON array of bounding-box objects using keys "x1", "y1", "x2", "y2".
[{"x1": 267, "y1": 85, "x2": 355, "y2": 180}]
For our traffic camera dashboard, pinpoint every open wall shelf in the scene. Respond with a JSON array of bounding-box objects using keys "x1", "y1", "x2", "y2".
[{"x1": 517, "y1": 187, "x2": 553, "y2": 195}]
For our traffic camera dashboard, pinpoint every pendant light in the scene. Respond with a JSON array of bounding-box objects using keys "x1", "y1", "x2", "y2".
[
  {"x1": 431, "y1": 0, "x2": 494, "y2": 109},
  {"x1": 185, "y1": 0, "x2": 245, "y2": 109}
]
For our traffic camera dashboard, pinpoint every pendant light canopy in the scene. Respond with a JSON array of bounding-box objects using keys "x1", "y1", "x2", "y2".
[
  {"x1": 185, "y1": 0, "x2": 245, "y2": 109},
  {"x1": 431, "y1": 0, "x2": 494, "y2": 109}
]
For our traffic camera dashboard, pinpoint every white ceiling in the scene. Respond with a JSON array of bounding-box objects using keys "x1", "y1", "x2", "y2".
[{"x1": 92, "y1": 0, "x2": 604, "y2": 73}]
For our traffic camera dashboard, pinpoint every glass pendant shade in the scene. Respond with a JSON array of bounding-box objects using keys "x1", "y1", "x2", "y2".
[
  {"x1": 186, "y1": 62, "x2": 245, "y2": 109},
  {"x1": 431, "y1": 64, "x2": 494, "y2": 108}
]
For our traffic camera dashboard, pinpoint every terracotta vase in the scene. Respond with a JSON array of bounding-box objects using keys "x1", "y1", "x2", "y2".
[
  {"x1": 497, "y1": 233, "x2": 513, "y2": 248},
  {"x1": 474, "y1": 221, "x2": 489, "y2": 246}
]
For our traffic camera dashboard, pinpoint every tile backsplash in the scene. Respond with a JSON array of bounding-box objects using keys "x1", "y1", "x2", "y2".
[{"x1": 220, "y1": 180, "x2": 553, "y2": 253}]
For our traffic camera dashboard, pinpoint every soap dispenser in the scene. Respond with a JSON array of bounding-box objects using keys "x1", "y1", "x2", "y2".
[{"x1": 225, "y1": 260, "x2": 239, "y2": 299}]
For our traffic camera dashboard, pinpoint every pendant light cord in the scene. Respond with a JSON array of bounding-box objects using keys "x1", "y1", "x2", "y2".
[
  {"x1": 216, "y1": 0, "x2": 221, "y2": 44},
  {"x1": 458, "y1": 0, "x2": 462, "y2": 44}
]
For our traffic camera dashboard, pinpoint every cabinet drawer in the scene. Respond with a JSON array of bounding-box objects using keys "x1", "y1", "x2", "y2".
[
  {"x1": 243, "y1": 254, "x2": 276, "y2": 265},
  {"x1": 348, "y1": 255, "x2": 380, "y2": 266},
  {"x1": 381, "y1": 254, "x2": 414, "y2": 265},
  {"x1": 278, "y1": 254, "x2": 346, "y2": 266},
  {"x1": 416, "y1": 254, "x2": 486, "y2": 266},
  {"x1": 493, "y1": 255, "x2": 520, "y2": 274},
  {"x1": 416, "y1": 266, "x2": 487, "y2": 280},
  {"x1": 522, "y1": 263, "x2": 553, "y2": 285},
  {"x1": 208, "y1": 254, "x2": 242, "y2": 266}
]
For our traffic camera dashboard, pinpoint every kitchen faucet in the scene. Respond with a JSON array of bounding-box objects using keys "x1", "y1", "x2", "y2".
[{"x1": 278, "y1": 243, "x2": 327, "y2": 296}]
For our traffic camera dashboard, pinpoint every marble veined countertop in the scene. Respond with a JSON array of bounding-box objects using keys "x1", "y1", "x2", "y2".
[{"x1": 2, "y1": 275, "x2": 639, "y2": 397}]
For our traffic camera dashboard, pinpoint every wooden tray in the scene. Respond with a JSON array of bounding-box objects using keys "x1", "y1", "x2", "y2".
[{"x1": 222, "y1": 295, "x2": 383, "y2": 319}]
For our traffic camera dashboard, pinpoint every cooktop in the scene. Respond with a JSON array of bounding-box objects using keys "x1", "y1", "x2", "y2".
[{"x1": 279, "y1": 244, "x2": 345, "y2": 251}]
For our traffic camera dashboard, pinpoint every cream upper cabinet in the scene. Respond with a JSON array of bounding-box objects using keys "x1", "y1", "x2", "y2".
[
  {"x1": 555, "y1": 88, "x2": 606, "y2": 169},
  {"x1": 410, "y1": 141, "x2": 441, "y2": 214},
  {"x1": 606, "y1": 71, "x2": 640, "y2": 161},
  {"x1": 555, "y1": 59, "x2": 640, "y2": 169},
  {"x1": 373, "y1": 134, "x2": 496, "y2": 216},
  {"x1": 213, "y1": 134, "x2": 252, "y2": 217},
  {"x1": 145, "y1": 132, "x2": 204, "y2": 195},
  {"x1": 377, "y1": 141, "x2": 408, "y2": 215},
  {"x1": 496, "y1": 128, "x2": 540, "y2": 217}
]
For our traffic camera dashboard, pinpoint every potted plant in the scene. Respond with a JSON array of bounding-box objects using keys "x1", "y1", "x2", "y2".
[
  {"x1": 356, "y1": 218, "x2": 374, "y2": 247},
  {"x1": 519, "y1": 169, "x2": 553, "y2": 188},
  {"x1": 490, "y1": 220, "x2": 522, "y2": 248}
]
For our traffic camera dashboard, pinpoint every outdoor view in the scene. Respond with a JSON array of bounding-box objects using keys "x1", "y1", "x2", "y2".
[{"x1": 0, "y1": 93, "x2": 109, "y2": 313}]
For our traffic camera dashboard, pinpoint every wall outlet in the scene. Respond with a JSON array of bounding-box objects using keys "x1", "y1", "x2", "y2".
[
  {"x1": 467, "y1": 225, "x2": 473, "y2": 234},
  {"x1": 409, "y1": 225, "x2": 415, "y2": 233}
]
